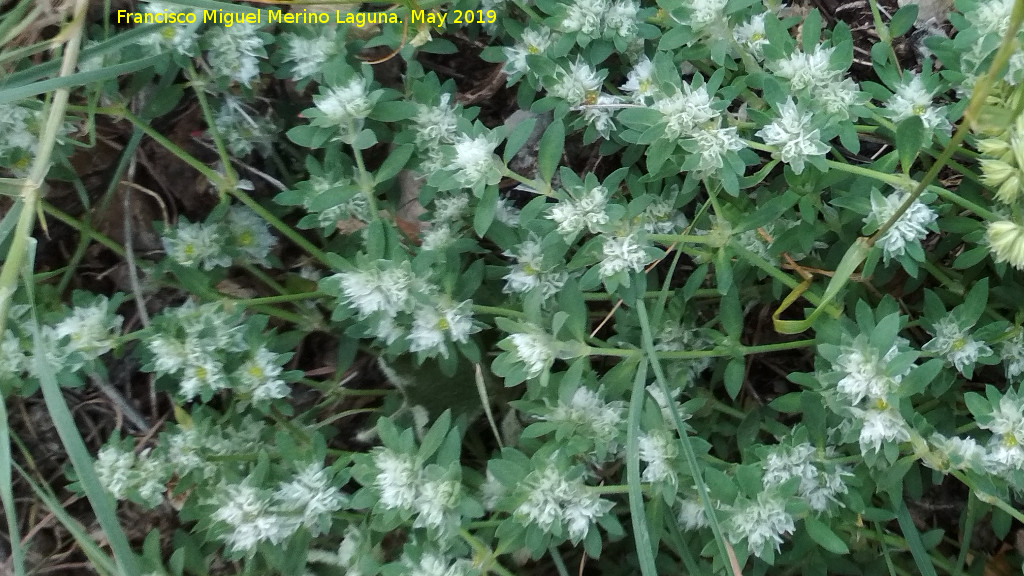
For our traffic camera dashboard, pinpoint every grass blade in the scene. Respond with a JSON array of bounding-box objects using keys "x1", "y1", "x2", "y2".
[
  {"x1": 0, "y1": 55, "x2": 166, "y2": 105},
  {"x1": 626, "y1": 357, "x2": 658, "y2": 576},
  {"x1": 0, "y1": 399, "x2": 25, "y2": 576},
  {"x1": 893, "y1": 496, "x2": 938, "y2": 576}
]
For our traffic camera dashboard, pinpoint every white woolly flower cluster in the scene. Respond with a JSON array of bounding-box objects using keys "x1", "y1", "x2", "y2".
[
  {"x1": 503, "y1": 27, "x2": 556, "y2": 76},
  {"x1": 559, "y1": 0, "x2": 640, "y2": 39},
  {"x1": 211, "y1": 465, "x2": 346, "y2": 555},
  {"x1": 638, "y1": 431, "x2": 678, "y2": 486},
  {"x1": 927, "y1": 433, "x2": 988, "y2": 473},
  {"x1": 762, "y1": 443, "x2": 850, "y2": 513},
  {"x1": 95, "y1": 443, "x2": 168, "y2": 507},
  {"x1": 281, "y1": 29, "x2": 337, "y2": 82},
  {"x1": 923, "y1": 315, "x2": 993, "y2": 375},
  {"x1": 508, "y1": 332, "x2": 557, "y2": 378},
  {"x1": 213, "y1": 98, "x2": 276, "y2": 158},
  {"x1": 43, "y1": 296, "x2": 123, "y2": 373},
  {"x1": 164, "y1": 417, "x2": 266, "y2": 479},
  {"x1": 373, "y1": 449, "x2": 461, "y2": 532},
  {"x1": 314, "y1": 78, "x2": 374, "y2": 130},
  {"x1": 655, "y1": 324, "x2": 714, "y2": 388},
  {"x1": 599, "y1": 233, "x2": 652, "y2": 278},
  {"x1": 855, "y1": 407, "x2": 911, "y2": 455},
  {"x1": 327, "y1": 264, "x2": 478, "y2": 356},
  {"x1": 733, "y1": 13, "x2": 768, "y2": 60},
  {"x1": 755, "y1": 98, "x2": 830, "y2": 174},
  {"x1": 550, "y1": 59, "x2": 605, "y2": 107},
  {"x1": 162, "y1": 206, "x2": 277, "y2": 269},
  {"x1": 0, "y1": 331, "x2": 26, "y2": 383},
  {"x1": 548, "y1": 185, "x2": 610, "y2": 237},
  {"x1": 978, "y1": 389, "x2": 1024, "y2": 475},
  {"x1": 514, "y1": 464, "x2": 614, "y2": 543},
  {"x1": 1001, "y1": 332, "x2": 1024, "y2": 379},
  {"x1": 502, "y1": 236, "x2": 569, "y2": 301},
  {"x1": 403, "y1": 552, "x2": 474, "y2": 576},
  {"x1": 885, "y1": 75, "x2": 951, "y2": 135},
  {"x1": 865, "y1": 189, "x2": 937, "y2": 261},
  {"x1": 772, "y1": 44, "x2": 864, "y2": 119},
  {"x1": 831, "y1": 335, "x2": 906, "y2": 406},
  {"x1": 446, "y1": 133, "x2": 501, "y2": 190},
  {"x1": 654, "y1": 82, "x2": 717, "y2": 140},
  {"x1": 205, "y1": 23, "x2": 266, "y2": 87},
  {"x1": 542, "y1": 387, "x2": 626, "y2": 457},
  {"x1": 142, "y1": 1, "x2": 199, "y2": 56},
  {"x1": 727, "y1": 493, "x2": 795, "y2": 558},
  {"x1": 686, "y1": 0, "x2": 728, "y2": 33},
  {"x1": 412, "y1": 94, "x2": 460, "y2": 157},
  {"x1": 620, "y1": 56, "x2": 655, "y2": 102}
]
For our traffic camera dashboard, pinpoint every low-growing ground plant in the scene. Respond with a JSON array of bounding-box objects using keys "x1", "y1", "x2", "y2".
[{"x1": 4, "y1": 0, "x2": 1024, "y2": 574}]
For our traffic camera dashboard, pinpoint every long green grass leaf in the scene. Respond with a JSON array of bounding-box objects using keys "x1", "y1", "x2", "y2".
[
  {"x1": 635, "y1": 299, "x2": 737, "y2": 575},
  {"x1": 893, "y1": 497, "x2": 938, "y2": 576},
  {"x1": 0, "y1": 55, "x2": 166, "y2": 105},
  {"x1": 626, "y1": 357, "x2": 658, "y2": 576},
  {"x1": 0, "y1": 400, "x2": 25, "y2": 576}
]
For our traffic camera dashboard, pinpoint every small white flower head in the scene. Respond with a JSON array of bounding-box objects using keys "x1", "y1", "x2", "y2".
[
  {"x1": 404, "y1": 552, "x2": 472, "y2": 576},
  {"x1": 550, "y1": 59, "x2": 605, "y2": 106},
  {"x1": 621, "y1": 56, "x2": 656, "y2": 102},
  {"x1": 48, "y1": 297, "x2": 122, "y2": 368},
  {"x1": 548, "y1": 185, "x2": 611, "y2": 237},
  {"x1": 211, "y1": 481, "x2": 298, "y2": 554},
  {"x1": 447, "y1": 133, "x2": 500, "y2": 189},
  {"x1": 981, "y1": 389, "x2": 1024, "y2": 441},
  {"x1": 922, "y1": 315, "x2": 992, "y2": 375},
  {"x1": 865, "y1": 189, "x2": 937, "y2": 261},
  {"x1": 414, "y1": 94, "x2": 460, "y2": 151},
  {"x1": 639, "y1": 432, "x2": 678, "y2": 486},
  {"x1": 561, "y1": 0, "x2": 609, "y2": 36},
  {"x1": 420, "y1": 223, "x2": 456, "y2": 252},
  {"x1": 599, "y1": 234, "x2": 652, "y2": 278},
  {"x1": 543, "y1": 387, "x2": 625, "y2": 457},
  {"x1": 687, "y1": 0, "x2": 728, "y2": 32},
  {"x1": 817, "y1": 77, "x2": 863, "y2": 121},
  {"x1": 226, "y1": 205, "x2": 277, "y2": 264},
  {"x1": 330, "y1": 265, "x2": 414, "y2": 319},
  {"x1": 495, "y1": 197, "x2": 522, "y2": 226},
  {"x1": 274, "y1": 463, "x2": 346, "y2": 533},
  {"x1": 373, "y1": 448, "x2": 421, "y2": 510},
  {"x1": 516, "y1": 464, "x2": 613, "y2": 543},
  {"x1": 1001, "y1": 332, "x2": 1024, "y2": 379},
  {"x1": 762, "y1": 443, "x2": 849, "y2": 513},
  {"x1": 0, "y1": 103, "x2": 39, "y2": 173},
  {"x1": 314, "y1": 77, "x2": 373, "y2": 127},
  {"x1": 654, "y1": 82, "x2": 718, "y2": 140},
  {"x1": 142, "y1": 2, "x2": 199, "y2": 56},
  {"x1": 774, "y1": 45, "x2": 838, "y2": 92},
  {"x1": 502, "y1": 236, "x2": 569, "y2": 300},
  {"x1": 581, "y1": 93, "x2": 621, "y2": 138},
  {"x1": 678, "y1": 498, "x2": 709, "y2": 530},
  {"x1": 691, "y1": 126, "x2": 745, "y2": 175},
  {"x1": 733, "y1": 13, "x2": 768, "y2": 60},
  {"x1": 480, "y1": 471, "x2": 506, "y2": 511},
  {"x1": 431, "y1": 193, "x2": 470, "y2": 223},
  {"x1": 407, "y1": 299, "x2": 479, "y2": 358},
  {"x1": 858, "y1": 407, "x2": 910, "y2": 455},
  {"x1": 282, "y1": 31, "x2": 336, "y2": 82},
  {"x1": 508, "y1": 332, "x2": 557, "y2": 378},
  {"x1": 886, "y1": 75, "x2": 951, "y2": 135},
  {"x1": 163, "y1": 220, "x2": 231, "y2": 270},
  {"x1": 95, "y1": 443, "x2": 135, "y2": 500},
  {"x1": 832, "y1": 335, "x2": 905, "y2": 405},
  {"x1": 0, "y1": 330, "x2": 26, "y2": 382},
  {"x1": 205, "y1": 23, "x2": 266, "y2": 87},
  {"x1": 503, "y1": 27, "x2": 555, "y2": 76},
  {"x1": 987, "y1": 220, "x2": 1024, "y2": 270},
  {"x1": 237, "y1": 347, "x2": 288, "y2": 402},
  {"x1": 984, "y1": 436, "x2": 1024, "y2": 475},
  {"x1": 727, "y1": 492, "x2": 795, "y2": 558},
  {"x1": 604, "y1": 0, "x2": 640, "y2": 38},
  {"x1": 411, "y1": 476, "x2": 461, "y2": 531},
  {"x1": 213, "y1": 99, "x2": 276, "y2": 158},
  {"x1": 755, "y1": 98, "x2": 829, "y2": 174},
  {"x1": 968, "y1": 0, "x2": 1015, "y2": 38},
  {"x1": 928, "y1": 434, "x2": 987, "y2": 472},
  {"x1": 179, "y1": 352, "x2": 230, "y2": 399}
]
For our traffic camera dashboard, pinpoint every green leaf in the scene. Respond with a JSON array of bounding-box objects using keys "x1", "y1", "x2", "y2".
[
  {"x1": 503, "y1": 116, "x2": 538, "y2": 164},
  {"x1": 0, "y1": 55, "x2": 166, "y2": 105},
  {"x1": 417, "y1": 410, "x2": 452, "y2": 462},
  {"x1": 374, "y1": 144, "x2": 414, "y2": 184},
  {"x1": 474, "y1": 185, "x2": 499, "y2": 237},
  {"x1": 724, "y1": 358, "x2": 745, "y2": 400},
  {"x1": 889, "y1": 4, "x2": 919, "y2": 37},
  {"x1": 895, "y1": 115, "x2": 925, "y2": 173},
  {"x1": 893, "y1": 497, "x2": 939, "y2": 576},
  {"x1": 804, "y1": 517, "x2": 850, "y2": 555},
  {"x1": 537, "y1": 119, "x2": 564, "y2": 185},
  {"x1": 802, "y1": 9, "x2": 823, "y2": 53},
  {"x1": 626, "y1": 359, "x2": 659, "y2": 576}
]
